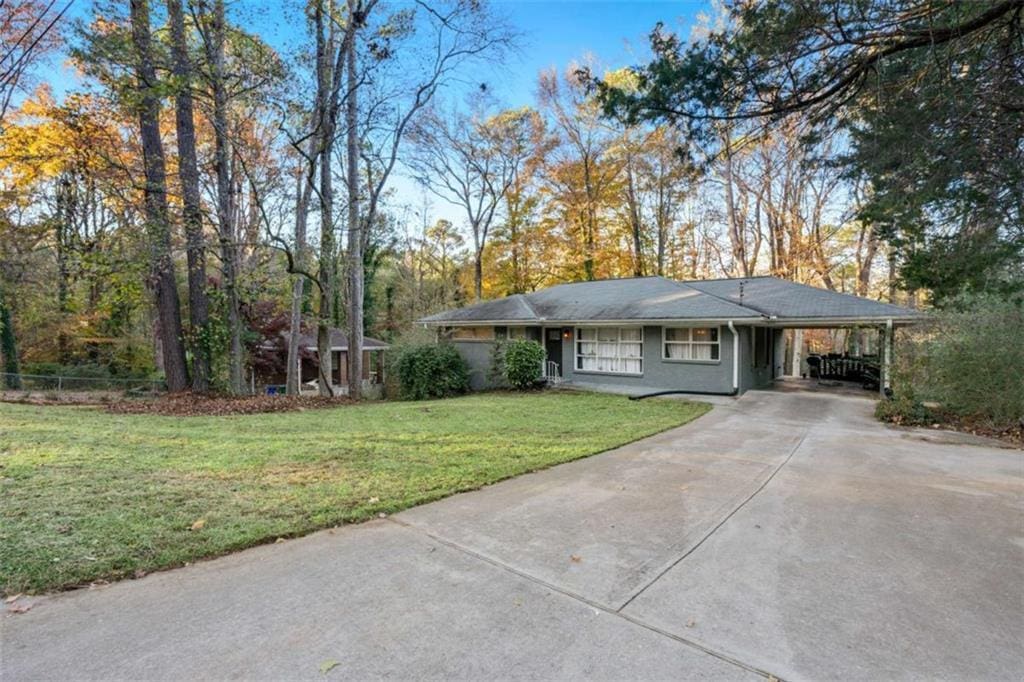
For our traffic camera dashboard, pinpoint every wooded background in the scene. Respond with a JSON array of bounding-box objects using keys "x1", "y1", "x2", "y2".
[{"x1": 1, "y1": 0, "x2": 1021, "y2": 394}]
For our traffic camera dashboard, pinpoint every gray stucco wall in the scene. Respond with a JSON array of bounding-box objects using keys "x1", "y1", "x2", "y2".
[
  {"x1": 737, "y1": 325, "x2": 774, "y2": 391},
  {"x1": 451, "y1": 340, "x2": 499, "y2": 391},
  {"x1": 451, "y1": 326, "x2": 544, "y2": 391},
  {"x1": 452, "y1": 324, "x2": 778, "y2": 395},
  {"x1": 560, "y1": 324, "x2": 737, "y2": 394}
]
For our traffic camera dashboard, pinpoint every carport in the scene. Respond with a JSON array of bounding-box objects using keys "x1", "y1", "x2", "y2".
[
  {"x1": 767, "y1": 318, "x2": 902, "y2": 394},
  {"x1": 684, "y1": 278, "x2": 922, "y2": 395}
]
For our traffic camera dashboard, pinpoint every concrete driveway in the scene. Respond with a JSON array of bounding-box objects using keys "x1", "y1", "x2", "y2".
[{"x1": 3, "y1": 391, "x2": 1022, "y2": 681}]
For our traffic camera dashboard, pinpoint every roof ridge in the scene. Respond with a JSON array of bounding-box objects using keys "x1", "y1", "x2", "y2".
[
  {"x1": 515, "y1": 293, "x2": 542, "y2": 320},
  {"x1": 687, "y1": 277, "x2": 919, "y2": 318},
  {"x1": 670, "y1": 279, "x2": 769, "y2": 318},
  {"x1": 679, "y1": 275, "x2": 776, "y2": 283},
  {"x1": 542, "y1": 275, "x2": 666, "y2": 290},
  {"x1": 774, "y1": 279, "x2": 914, "y2": 310}
]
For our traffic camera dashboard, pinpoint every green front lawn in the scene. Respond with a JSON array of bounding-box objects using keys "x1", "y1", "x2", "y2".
[{"x1": 0, "y1": 391, "x2": 709, "y2": 594}]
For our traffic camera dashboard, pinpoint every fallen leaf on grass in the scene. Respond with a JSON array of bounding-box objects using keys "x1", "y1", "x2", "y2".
[
  {"x1": 570, "y1": 554, "x2": 582, "y2": 563},
  {"x1": 106, "y1": 394, "x2": 353, "y2": 417},
  {"x1": 319, "y1": 659, "x2": 340, "y2": 675},
  {"x1": 190, "y1": 519, "x2": 206, "y2": 531},
  {"x1": 368, "y1": 496, "x2": 380, "y2": 504}
]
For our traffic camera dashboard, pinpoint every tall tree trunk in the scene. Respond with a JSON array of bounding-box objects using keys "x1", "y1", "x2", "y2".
[
  {"x1": 168, "y1": 0, "x2": 210, "y2": 392},
  {"x1": 855, "y1": 221, "x2": 879, "y2": 297},
  {"x1": 129, "y1": 0, "x2": 189, "y2": 392},
  {"x1": 473, "y1": 248, "x2": 483, "y2": 301},
  {"x1": 508, "y1": 193, "x2": 523, "y2": 293},
  {"x1": 625, "y1": 163, "x2": 644, "y2": 277},
  {"x1": 55, "y1": 174, "x2": 72, "y2": 364},
  {"x1": 345, "y1": 12, "x2": 363, "y2": 400},
  {"x1": 721, "y1": 128, "x2": 749, "y2": 278},
  {"x1": 315, "y1": 0, "x2": 335, "y2": 397},
  {"x1": 0, "y1": 287, "x2": 22, "y2": 388},
  {"x1": 204, "y1": 0, "x2": 244, "y2": 394},
  {"x1": 655, "y1": 180, "x2": 668, "y2": 276},
  {"x1": 285, "y1": 150, "x2": 317, "y2": 394},
  {"x1": 887, "y1": 245, "x2": 897, "y2": 303},
  {"x1": 581, "y1": 158, "x2": 597, "y2": 281}
]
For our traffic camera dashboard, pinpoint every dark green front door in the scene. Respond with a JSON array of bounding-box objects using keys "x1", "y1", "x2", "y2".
[{"x1": 545, "y1": 328, "x2": 563, "y2": 376}]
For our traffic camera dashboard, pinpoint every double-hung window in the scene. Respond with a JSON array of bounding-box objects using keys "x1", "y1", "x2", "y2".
[
  {"x1": 575, "y1": 327, "x2": 643, "y2": 375},
  {"x1": 663, "y1": 327, "x2": 720, "y2": 361}
]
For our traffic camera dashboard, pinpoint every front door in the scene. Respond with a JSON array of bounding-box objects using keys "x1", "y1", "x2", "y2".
[{"x1": 544, "y1": 328, "x2": 563, "y2": 377}]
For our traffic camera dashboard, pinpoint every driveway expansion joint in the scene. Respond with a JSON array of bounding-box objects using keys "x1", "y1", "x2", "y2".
[
  {"x1": 615, "y1": 430, "x2": 809, "y2": 613},
  {"x1": 386, "y1": 516, "x2": 783, "y2": 681}
]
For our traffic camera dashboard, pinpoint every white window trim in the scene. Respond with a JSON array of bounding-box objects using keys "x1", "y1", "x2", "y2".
[
  {"x1": 662, "y1": 326, "x2": 722, "y2": 363},
  {"x1": 574, "y1": 326, "x2": 644, "y2": 376}
]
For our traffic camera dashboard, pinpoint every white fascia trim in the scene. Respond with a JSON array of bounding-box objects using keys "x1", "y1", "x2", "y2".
[
  {"x1": 425, "y1": 317, "x2": 766, "y2": 327},
  {"x1": 765, "y1": 316, "x2": 921, "y2": 327}
]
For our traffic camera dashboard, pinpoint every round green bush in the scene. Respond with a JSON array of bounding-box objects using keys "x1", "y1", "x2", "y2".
[
  {"x1": 394, "y1": 343, "x2": 470, "y2": 400},
  {"x1": 502, "y1": 339, "x2": 545, "y2": 389}
]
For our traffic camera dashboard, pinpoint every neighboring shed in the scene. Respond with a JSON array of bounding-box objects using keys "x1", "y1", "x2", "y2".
[{"x1": 259, "y1": 326, "x2": 389, "y2": 394}]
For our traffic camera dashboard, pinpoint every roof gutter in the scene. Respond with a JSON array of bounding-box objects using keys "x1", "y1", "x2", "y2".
[
  {"x1": 728, "y1": 320, "x2": 739, "y2": 393},
  {"x1": 419, "y1": 317, "x2": 764, "y2": 327},
  {"x1": 762, "y1": 316, "x2": 923, "y2": 327}
]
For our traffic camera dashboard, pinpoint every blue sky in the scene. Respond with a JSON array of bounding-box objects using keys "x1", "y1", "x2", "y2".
[
  {"x1": 44, "y1": 0, "x2": 709, "y2": 223},
  {"x1": 481, "y1": 0, "x2": 704, "y2": 106},
  {"x1": 49, "y1": 0, "x2": 705, "y2": 104}
]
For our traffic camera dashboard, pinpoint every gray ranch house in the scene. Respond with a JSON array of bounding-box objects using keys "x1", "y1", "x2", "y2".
[{"x1": 420, "y1": 276, "x2": 920, "y2": 396}]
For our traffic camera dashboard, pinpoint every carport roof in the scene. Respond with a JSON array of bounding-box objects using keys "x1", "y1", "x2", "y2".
[
  {"x1": 419, "y1": 276, "x2": 922, "y2": 326},
  {"x1": 684, "y1": 277, "x2": 921, "y2": 324}
]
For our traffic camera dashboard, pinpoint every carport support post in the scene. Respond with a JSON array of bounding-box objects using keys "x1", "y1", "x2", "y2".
[{"x1": 881, "y1": 319, "x2": 893, "y2": 396}]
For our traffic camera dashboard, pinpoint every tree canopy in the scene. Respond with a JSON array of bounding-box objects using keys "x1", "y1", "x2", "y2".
[{"x1": 592, "y1": 0, "x2": 1024, "y2": 301}]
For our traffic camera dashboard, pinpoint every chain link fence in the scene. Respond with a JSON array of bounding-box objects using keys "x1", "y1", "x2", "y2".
[{"x1": 1, "y1": 373, "x2": 165, "y2": 399}]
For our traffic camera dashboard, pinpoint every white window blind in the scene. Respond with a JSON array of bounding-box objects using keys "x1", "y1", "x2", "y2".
[
  {"x1": 575, "y1": 327, "x2": 643, "y2": 375},
  {"x1": 663, "y1": 327, "x2": 720, "y2": 361}
]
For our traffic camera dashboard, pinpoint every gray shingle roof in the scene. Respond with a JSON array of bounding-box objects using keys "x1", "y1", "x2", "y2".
[
  {"x1": 420, "y1": 276, "x2": 761, "y2": 323},
  {"x1": 419, "y1": 294, "x2": 540, "y2": 323},
  {"x1": 684, "y1": 277, "x2": 920, "y2": 321},
  {"x1": 419, "y1": 275, "x2": 922, "y2": 326}
]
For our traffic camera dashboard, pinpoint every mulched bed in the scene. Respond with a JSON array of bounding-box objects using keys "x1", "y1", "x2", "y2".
[{"x1": 105, "y1": 393, "x2": 354, "y2": 417}]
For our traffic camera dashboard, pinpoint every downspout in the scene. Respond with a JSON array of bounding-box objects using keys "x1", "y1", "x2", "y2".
[
  {"x1": 728, "y1": 320, "x2": 739, "y2": 393},
  {"x1": 882, "y1": 318, "x2": 893, "y2": 396},
  {"x1": 629, "y1": 321, "x2": 741, "y2": 400}
]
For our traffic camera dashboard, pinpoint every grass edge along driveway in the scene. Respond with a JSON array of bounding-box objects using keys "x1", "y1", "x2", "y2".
[{"x1": 1, "y1": 391, "x2": 709, "y2": 594}]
